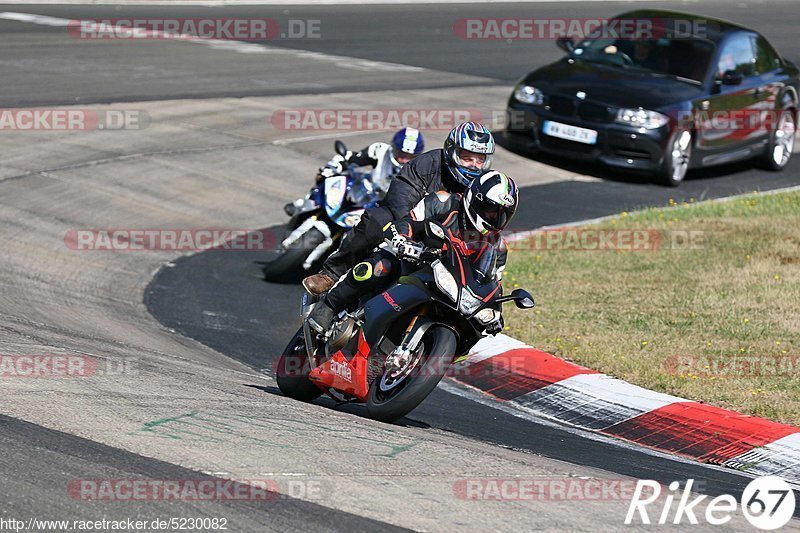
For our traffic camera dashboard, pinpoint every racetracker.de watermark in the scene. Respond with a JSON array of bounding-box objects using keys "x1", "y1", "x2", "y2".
[
  {"x1": 454, "y1": 17, "x2": 719, "y2": 40},
  {"x1": 67, "y1": 18, "x2": 320, "y2": 40},
  {"x1": 271, "y1": 109, "x2": 485, "y2": 131},
  {"x1": 505, "y1": 228, "x2": 705, "y2": 252},
  {"x1": 675, "y1": 109, "x2": 793, "y2": 136},
  {"x1": 64, "y1": 229, "x2": 277, "y2": 252},
  {"x1": 453, "y1": 477, "x2": 661, "y2": 501},
  {"x1": 0, "y1": 354, "x2": 136, "y2": 378},
  {"x1": 0, "y1": 109, "x2": 149, "y2": 131},
  {"x1": 67, "y1": 479, "x2": 322, "y2": 501},
  {"x1": 0, "y1": 355, "x2": 94, "y2": 378},
  {"x1": 664, "y1": 355, "x2": 800, "y2": 378}
]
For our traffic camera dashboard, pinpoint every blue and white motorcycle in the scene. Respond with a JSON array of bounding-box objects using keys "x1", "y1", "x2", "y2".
[{"x1": 264, "y1": 141, "x2": 382, "y2": 283}]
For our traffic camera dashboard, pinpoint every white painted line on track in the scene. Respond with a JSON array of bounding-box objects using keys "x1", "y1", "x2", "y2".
[
  {"x1": 0, "y1": 0, "x2": 665, "y2": 5},
  {"x1": 0, "y1": 11, "x2": 425, "y2": 73}
]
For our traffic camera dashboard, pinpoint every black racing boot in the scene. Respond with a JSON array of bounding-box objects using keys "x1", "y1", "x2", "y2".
[{"x1": 307, "y1": 300, "x2": 336, "y2": 335}]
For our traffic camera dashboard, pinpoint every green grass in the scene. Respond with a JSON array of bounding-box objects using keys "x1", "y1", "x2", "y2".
[{"x1": 504, "y1": 190, "x2": 800, "y2": 425}]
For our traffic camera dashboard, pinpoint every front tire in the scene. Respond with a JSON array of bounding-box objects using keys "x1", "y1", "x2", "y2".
[
  {"x1": 276, "y1": 328, "x2": 324, "y2": 402},
  {"x1": 760, "y1": 107, "x2": 796, "y2": 171},
  {"x1": 655, "y1": 129, "x2": 693, "y2": 187},
  {"x1": 263, "y1": 227, "x2": 326, "y2": 284},
  {"x1": 366, "y1": 327, "x2": 457, "y2": 423}
]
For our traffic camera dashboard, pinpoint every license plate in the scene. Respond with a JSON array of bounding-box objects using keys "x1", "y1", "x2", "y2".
[{"x1": 543, "y1": 120, "x2": 598, "y2": 145}]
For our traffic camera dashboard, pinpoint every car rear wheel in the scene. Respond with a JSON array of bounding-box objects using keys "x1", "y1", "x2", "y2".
[
  {"x1": 655, "y1": 129, "x2": 692, "y2": 187},
  {"x1": 760, "y1": 108, "x2": 796, "y2": 171}
]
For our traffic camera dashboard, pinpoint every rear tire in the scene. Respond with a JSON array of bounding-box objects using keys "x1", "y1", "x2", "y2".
[
  {"x1": 759, "y1": 107, "x2": 796, "y2": 171},
  {"x1": 276, "y1": 328, "x2": 324, "y2": 402},
  {"x1": 366, "y1": 327, "x2": 457, "y2": 423},
  {"x1": 263, "y1": 228, "x2": 326, "y2": 284}
]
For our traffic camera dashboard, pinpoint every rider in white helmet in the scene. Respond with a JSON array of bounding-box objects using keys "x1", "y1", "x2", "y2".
[{"x1": 285, "y1": 128, "x2": 425, "y2": 217}]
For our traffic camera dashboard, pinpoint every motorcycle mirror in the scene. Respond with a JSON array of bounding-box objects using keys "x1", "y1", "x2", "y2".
[
  {"x1": 512, "y1": 289, "x2": 535, "y2": 309},
  {"x1": 497, "y1": 288, "x2": 535, "y2": 308},
  {"x1": 334, "y1": 140, "x2": 348, "y2": 157},
  {"x1": 425, "y1": 221, "x2": 447, "y2": 244}
]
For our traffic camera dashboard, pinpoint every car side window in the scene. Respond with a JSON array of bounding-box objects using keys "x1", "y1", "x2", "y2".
[
  {"x1": 753, "y1": 36, "x2": 781, "y2": 74},
  {"x1": 716, "y1": 33, "x2": 756, "y2": 79}
]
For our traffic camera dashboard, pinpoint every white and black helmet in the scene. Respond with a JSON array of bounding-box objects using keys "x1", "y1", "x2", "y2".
[
  {"x1": 444, "y1": 122, "x2": 495, "y2": 187},
  {"x1": 462, "y1": 170, "x2": 519, "y2": 235}
]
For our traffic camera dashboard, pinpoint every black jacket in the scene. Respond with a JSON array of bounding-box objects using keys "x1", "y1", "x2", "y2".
[{"x1": 379, "y1": 149, "x2": 463, "y2": 220}]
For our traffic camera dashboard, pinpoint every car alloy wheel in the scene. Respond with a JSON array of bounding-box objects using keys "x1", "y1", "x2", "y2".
[
  {"x1": 670, "y1": 130, "x2": 693, "y2": 183},
  {"x1": 771, "y1": 109, "x2": 796, "y2": 168},
  {"x1": 657, "y1": 129, "x2": 693, "y2": 187}
]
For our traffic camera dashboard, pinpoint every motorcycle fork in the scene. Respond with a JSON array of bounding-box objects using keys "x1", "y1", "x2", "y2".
[{"x1": 386, "y1": 311, "x2": 429, "y2": 370}]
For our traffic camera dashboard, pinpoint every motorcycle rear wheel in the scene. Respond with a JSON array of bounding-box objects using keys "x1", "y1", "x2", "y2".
[{"x1": 366, "y1": 326, "x2": 456, "y2": 423}]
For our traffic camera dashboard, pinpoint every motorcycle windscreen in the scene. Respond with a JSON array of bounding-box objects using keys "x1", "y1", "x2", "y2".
[
  {"x1": 324, "y1": 175, "x2": 348, "y2": 217},
  {"x1": 462, "y1": 241, "x2": 498, "y2": 286}
]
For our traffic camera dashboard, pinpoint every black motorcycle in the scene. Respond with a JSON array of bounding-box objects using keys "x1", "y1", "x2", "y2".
[{"x1": 277, "y1": 220, "x2": 535, "y2": 422}]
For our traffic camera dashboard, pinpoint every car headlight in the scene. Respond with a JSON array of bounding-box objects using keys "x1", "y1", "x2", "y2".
[
  {"x1": 615, "y1": 108, "x2": 669, "y2": 129},
  {"x1": 513, "y1": 84, "x2": 544, "y2": 105},
  {"x1": 474, "y1": 308, "x2": 500, "y2": 325},
  {"x1": 458, "y1": 288, "x2": 483, "y2": 316},
  {"x1": 432, "y1": 260, "x2": 458, "y2": 303}
]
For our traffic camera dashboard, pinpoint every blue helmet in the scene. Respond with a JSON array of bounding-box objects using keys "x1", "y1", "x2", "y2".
[
  {"x1": 390, "y1": 127, "x2": 425, "y2": 166},
  {"x1": 444, "y1": 122, "x2": 495, "y2": 187}
]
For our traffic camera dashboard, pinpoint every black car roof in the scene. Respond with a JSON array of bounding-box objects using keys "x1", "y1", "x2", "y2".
[{"x1": 616, "y1": 9, "x2": 751, "y2": 43}]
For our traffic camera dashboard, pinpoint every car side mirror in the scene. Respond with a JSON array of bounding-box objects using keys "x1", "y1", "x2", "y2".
[
  {"x1": 497, "y1": 288, "x2": 535, "y2": 309},
  {"x1": 721, "y1": 69, "x2": 744, "y2": 85},
  {"x1": 334, "y1": 140, "x2": 348, "y2": 156},
  {"x1": 556, "y1": 37, "x2": 575, "y2": 53}
]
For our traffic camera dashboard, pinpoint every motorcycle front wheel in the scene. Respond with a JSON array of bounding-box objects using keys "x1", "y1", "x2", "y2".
[
  {"x1": 366, "y1": 326, "x2": 456, "y2": 423},
  {"x1": 262, "y1": 227, "x2": 326, "y2": 283},
  {"x1": 276, "y1": 327, "x2": 324, "y2": 402}
]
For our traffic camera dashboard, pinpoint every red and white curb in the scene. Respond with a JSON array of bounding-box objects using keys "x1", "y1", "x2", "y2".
[{"x1": 456, "y1": 335, "x2": 800, "y2": 484}]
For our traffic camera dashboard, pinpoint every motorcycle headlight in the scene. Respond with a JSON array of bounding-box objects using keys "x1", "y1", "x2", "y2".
[
  {"x1": 458, "y1": 288, "x2": 483, "y2": 316},
  {"x1": 615, "y1": 108, "x2": 669, "y2": 129},
  {"x1": 513, "y1": 84, "x2": 544, "y2": 105},
  {"x1": 432, "y1": 260, "x2": 458, "y2": 303},
  {"x1": 475, "y1": 308, "x2": 500, "y2": 325}
]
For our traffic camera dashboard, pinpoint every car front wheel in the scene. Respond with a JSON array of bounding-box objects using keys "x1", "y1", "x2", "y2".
[
  {"x1": 760, "y1": 107, "x2": 796, "y2": 171},
  {"x1": 655, "y1": 129, "x2": 693, "y2": 187}
]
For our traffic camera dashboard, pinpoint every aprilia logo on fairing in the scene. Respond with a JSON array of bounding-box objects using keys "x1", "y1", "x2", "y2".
[{"x1": 330, "y1": 360, "x2": 352, "y2": 382}]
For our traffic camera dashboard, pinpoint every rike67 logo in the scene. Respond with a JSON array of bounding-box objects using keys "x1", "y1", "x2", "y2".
[{"x1": 626, "y1": 476, "x2": 796, "y2": 530}]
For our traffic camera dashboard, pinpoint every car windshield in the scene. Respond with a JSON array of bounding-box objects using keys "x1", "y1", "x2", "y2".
[{"x1": 571, "y1": 35, "x2": 715, "y2": 83}]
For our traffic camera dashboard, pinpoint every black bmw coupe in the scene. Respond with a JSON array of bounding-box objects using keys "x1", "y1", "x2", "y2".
[{"x1": 505, "y1": 10, "x2": 799, "y2": 186}]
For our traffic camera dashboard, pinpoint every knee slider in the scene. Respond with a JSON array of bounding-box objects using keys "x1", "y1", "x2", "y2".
[{"x1": 353, "y1": 261, "x2": 373, "y2": 282}]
